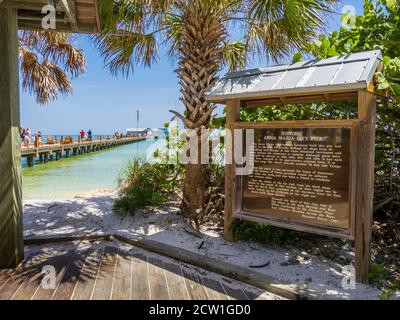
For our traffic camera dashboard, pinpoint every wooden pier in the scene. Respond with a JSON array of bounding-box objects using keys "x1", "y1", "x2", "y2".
[{"x1": 21, "y1": 136, "x2": 145, "y2": 167}]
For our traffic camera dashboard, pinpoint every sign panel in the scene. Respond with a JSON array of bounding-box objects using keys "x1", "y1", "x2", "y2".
[{"x1": 238, "y1": 125, "x2": 355, "y2": 238}]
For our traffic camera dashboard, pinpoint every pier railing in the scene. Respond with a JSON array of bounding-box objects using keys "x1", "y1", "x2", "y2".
[{"x1": 21, "y1": 136, "x2": 146, "y2": 166}]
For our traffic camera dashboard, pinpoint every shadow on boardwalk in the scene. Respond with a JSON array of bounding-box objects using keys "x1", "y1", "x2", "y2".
[{"x1": 0, "y1": 240, "x2": 282, "y2": 300}]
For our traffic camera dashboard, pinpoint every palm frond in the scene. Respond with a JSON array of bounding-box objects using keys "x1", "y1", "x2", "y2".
[
  {"x1": 246, "y1": 0, "x2": 333, "y2": 60},
  {"x1": 222, "y1": 40, "x2": 248, "y2": 71},
  {"x1": 94, "y1": 30, "x2": 158, "y2": 76},
  {"x1": 18, "y1": 31, "x2": 82, "y2": 104},
  {"x1": 19, "y1": 47, "x2": 72, "y2": 104}
]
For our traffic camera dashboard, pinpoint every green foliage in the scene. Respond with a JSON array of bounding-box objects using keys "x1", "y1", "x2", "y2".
[
  {"x1": 377, "y1": 279, "x2": 400, "y2": 299},
  {"x1": 307, "y1": 0, "x2": 400, "y2": 96},
  {"x1": 368, "y1": 262, "x2": 389, "y2": 285},
  {"x1": 113, "y1": 157, "x2": 182, "y2": 216},
  {"x1": 306, "y1": 0, "x2": 400, "y2": 217},
  {"x1": 231, "y1": 220, "x2": 295, "y2": 245},
  {"x1": 292, "y1": 52, "x2": 303, "y2": 63},
  {"x1": 378, "y1": 288, "x2": 393, "y2": 300}
]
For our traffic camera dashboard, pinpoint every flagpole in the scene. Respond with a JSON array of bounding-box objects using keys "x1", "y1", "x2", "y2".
[{"x1": 136, "y1": 109, "x2": 139, "y2": 156}]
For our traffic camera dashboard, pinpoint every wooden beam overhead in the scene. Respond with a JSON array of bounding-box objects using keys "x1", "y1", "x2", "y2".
[
  {"x1": 59, "y1": 0, "x2": 78, "y2": 31},
  {"x1": 1, "y1": 0, "x2": 101, "y2": 33}
]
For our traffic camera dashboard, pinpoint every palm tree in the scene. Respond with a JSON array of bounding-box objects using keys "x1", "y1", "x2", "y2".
[
  {"x1": 19, "y1": 31, "x2": 85, "y2": 105},
  {"x1": 95, "y1": 0, "x2": 332, "y2": 223}
]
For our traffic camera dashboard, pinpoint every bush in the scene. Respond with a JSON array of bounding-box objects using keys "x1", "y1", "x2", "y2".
[
  {"x1": 368, "y1": 262, "x2": 389, "y2": 286},
  {"x1": 231, "y1": 219, "x2": 295, "y2": 246},
  {"x1": 113, "y1": 157, "x2": 182, "y2": 215}
]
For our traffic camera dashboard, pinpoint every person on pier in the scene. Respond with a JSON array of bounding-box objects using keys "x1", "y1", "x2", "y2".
[
  {"x1": 24, "y1": 128, "x2": 31, "y2": 148},
  {"x1": 80, "y1": 129, "x2": 85, "y2": 141}
]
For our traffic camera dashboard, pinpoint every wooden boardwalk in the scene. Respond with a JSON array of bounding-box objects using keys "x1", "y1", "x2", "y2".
[
  {"x1": 20, "y1": 136, "x2": 145, "y2": 166},
  {"x1": 0, "y1": 241, "x2": 283, "y2": 300}
]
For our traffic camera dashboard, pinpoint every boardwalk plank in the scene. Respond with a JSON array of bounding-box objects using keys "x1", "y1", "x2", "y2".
[
  {"x1": 71, "y1": 249, "x2": 103, "y2": 300},
  {"x1": 1, "y1": 242, "x2": 281, "y2": 301},
  {"x1": 163, "y1": 262, "x2": 190, "y2": 300},
  {"x1": 0, "y1": 253, "x2": 39, "y2": 300},
  {"x1": 91, "y1": 246, "x2": 118, "y2": 300},
  {"x1": 111, "y1": 250, "x2": 132, "y2": 300},
  {"x1": 12, "y1": 251, "x2": 62, "y2": 300},
  {"x1": 147, "y1": 257, "x2": 169, "y2": 300},
  {"x1": 130, "y1": 252, "x2": 150, "y2": 300},
  {"x1": 182, "y1": 269, "x2": 209, "y2": 300},
  {"x1": 0, "y1": 269, "x2": 14, "y2": 290},
  {"x1": 201, "y1": 277, "x2": 229, "y2": 300},
  {"x1": 221, "y1": 282, "x2": 249, "y2": 300},
  {"x1": 244, "y1": 288, "x2": 271, "y2": 300},
  {"x1": 52, "y1": 249, "x2": 91, "y2": 300},
  {"x1": 32, "y1": 250, "x2": 76, "y2": 300}
]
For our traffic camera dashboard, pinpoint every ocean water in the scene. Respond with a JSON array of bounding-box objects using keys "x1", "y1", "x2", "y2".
[{"x1": 22, "y1": 138, "x2": 160, "y2": 200}]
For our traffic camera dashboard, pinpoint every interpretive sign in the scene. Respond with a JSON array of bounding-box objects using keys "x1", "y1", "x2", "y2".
[{"x1": 236, "y1": 123, "x2": 356, "y2": 238}]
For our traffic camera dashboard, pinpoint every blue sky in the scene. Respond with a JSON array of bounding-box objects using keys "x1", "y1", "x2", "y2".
[{"x1": 20, "y1": 0, "x2": 364, "y2": 135}]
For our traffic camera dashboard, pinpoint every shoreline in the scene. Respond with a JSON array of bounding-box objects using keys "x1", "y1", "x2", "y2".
[{"x1": 23, "y1": 188, "x2": 118, "y2": 203}]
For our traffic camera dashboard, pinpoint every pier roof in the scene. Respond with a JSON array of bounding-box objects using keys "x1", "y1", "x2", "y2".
[{"x1": 2, "y1": 0, "x2": 101, "y2": 33}]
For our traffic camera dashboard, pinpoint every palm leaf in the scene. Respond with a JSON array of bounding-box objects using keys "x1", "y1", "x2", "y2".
[{"x1": 18, "y1": 30, "x2": 85, "y2": 104}]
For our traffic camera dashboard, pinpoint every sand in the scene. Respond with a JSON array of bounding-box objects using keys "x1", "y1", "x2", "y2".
[{"x1": 23, "y1": 190, "x2": 393, "y2": 300}]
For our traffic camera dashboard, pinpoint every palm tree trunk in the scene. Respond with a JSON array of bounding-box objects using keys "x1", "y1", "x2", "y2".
[{"x1": 174, "y1": 4, "x2": 225, "y2": 223}]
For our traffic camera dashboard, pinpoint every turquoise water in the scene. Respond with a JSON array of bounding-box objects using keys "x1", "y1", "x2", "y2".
[{"x1": 22, "y1": 139, "x2": 158, "y2": 200}]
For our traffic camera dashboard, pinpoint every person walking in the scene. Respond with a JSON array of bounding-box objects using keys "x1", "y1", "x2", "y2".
[
  {"x1": 24, "y1": 128, "x2": 31, "y2": 147},
  {"x1": 20, "y1": 127, "x2": 25, "y2": 144},
  {"x1": 87, "y1": 129, "x2": 92, "y2": 141},
  {"x1": 80, "y1": 129, "x2": 85, "y2": 141}
]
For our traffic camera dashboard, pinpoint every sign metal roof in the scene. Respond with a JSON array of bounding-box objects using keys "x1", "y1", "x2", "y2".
[{"x1": 206, "y1": 50, "x2": 382, "y2": 103}]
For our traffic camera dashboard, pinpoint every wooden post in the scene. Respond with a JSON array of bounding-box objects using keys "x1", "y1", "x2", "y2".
[
  {"x1": 0, "y1": 7, "x2": 24, "y2": 268},
  {"x1": 355, "y1": 91, "x2": 376, "y2": 283},
  {"x1": 224, "y1": 100, "x2": 241, "y2": 241}
]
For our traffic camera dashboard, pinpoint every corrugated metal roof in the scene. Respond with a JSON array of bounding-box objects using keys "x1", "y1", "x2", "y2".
[
  {"x1": 205, "y1": 50, "x2": 382, "y2": 102},
  {"x1": 126, "y1": 128, "x2": 151, "y2": 132}
]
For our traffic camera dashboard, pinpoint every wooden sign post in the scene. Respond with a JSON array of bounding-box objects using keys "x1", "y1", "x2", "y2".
[
  {"x1": 206, "y1": 51, "x2": 383, "y2": 284},
  {"x1": 355, "y1": 91, "x2": 376, "y2": 283},
  {"x1": 224, "y1": 95, "x2": 376, "y2": 283}
]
